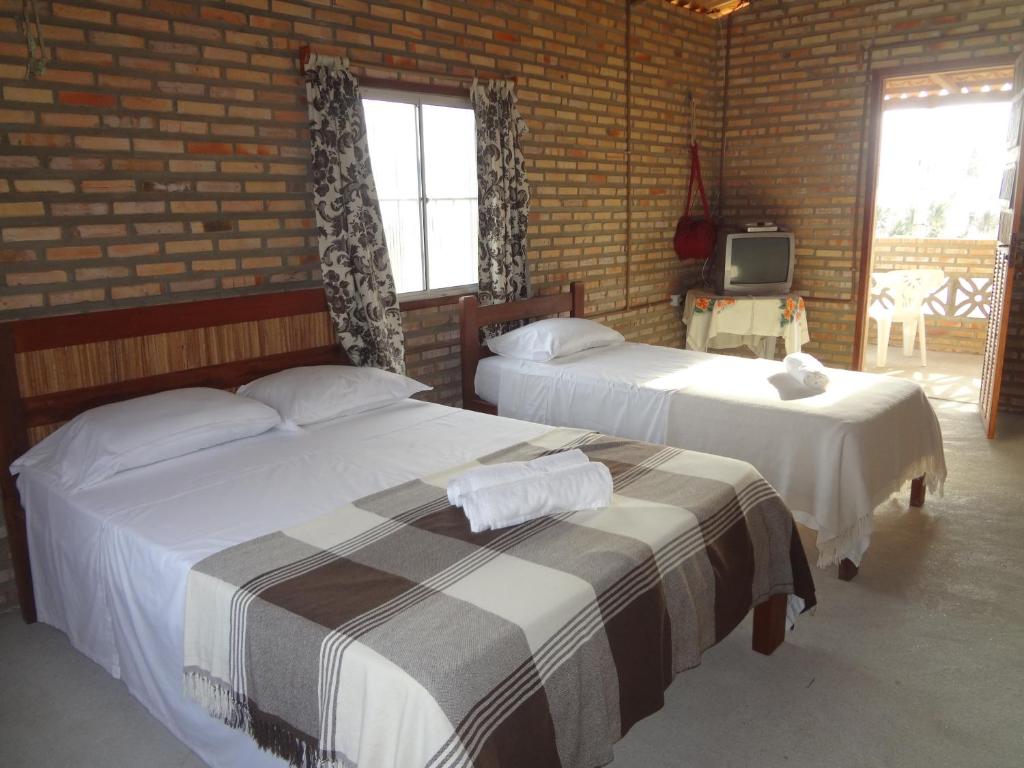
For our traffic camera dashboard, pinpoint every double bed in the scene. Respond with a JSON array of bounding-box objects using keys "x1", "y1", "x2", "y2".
[
  {"x1": 460, "y1": 283, "x2": 948, "y2": 578},
  {"x1": 0, "y1": 289, "x2": 815, "y2": 768}
]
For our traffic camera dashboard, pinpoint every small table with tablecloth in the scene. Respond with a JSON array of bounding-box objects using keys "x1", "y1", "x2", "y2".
[{"x1": 682, "y1": 288, "x2": 810, "y2": 359}]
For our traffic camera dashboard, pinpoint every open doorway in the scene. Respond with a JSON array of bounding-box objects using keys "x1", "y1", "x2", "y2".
[{"x1": 860, "y1": 64, "x2": 1014, "y2": 405}]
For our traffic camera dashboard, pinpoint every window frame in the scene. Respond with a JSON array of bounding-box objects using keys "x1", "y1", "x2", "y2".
[{"x1": 362, "y1": 87, "x2": 479, "y2": 300}]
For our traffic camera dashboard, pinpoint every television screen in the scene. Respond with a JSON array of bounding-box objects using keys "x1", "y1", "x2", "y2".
[{"x1": 729, "y1": 236, "x2": 791, "y2": 284}]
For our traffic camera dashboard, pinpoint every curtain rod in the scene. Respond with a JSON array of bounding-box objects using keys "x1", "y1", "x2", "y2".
[{"x1": 297, "y1": 46, "x2": 518, "y2": 90}]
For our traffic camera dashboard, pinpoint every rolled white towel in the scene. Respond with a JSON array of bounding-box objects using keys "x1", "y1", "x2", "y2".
[
  {"x1": 784, "y1": 352, "x2": 829, "y2": 390},
  {"x1": 447, "y1": 449, "x2": 589, "y2": 507},
  {"x1": 462, "y1": 461, "x2": 613, "y2": 533}
]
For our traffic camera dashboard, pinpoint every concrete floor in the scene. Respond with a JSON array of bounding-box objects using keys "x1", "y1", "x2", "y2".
[
  {"x1": 865, "y1": 345, "x2": 982, "y2": 404},
  {"x1": 1, "y1": 404, "x2": 1022, "y2": 768}
]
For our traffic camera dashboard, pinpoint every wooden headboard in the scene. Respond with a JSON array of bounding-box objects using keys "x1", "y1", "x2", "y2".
[
  {"x1": 459, "y1": 282, "x2": 585, "y2": 414},
  {"x1": 0, "y1": 288, "x2": 349, "y2": 623}
]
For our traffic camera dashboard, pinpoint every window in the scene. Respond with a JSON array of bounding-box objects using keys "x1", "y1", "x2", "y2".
[{"x1": 363, "y1": 90, "x2": 478, "y2": 295}]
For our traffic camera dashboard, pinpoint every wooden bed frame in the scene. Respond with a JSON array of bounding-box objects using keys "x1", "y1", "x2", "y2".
[
  {"x1": 459, "y1": 282, "x2": 586, "y2": 415},
  {"x1": 1, "y1": 285, "x2": 788, "y2": 655},
  {"x1": 458, "y1": 281, "x2": 928, "y2": 583},
  {"x1": 0, "y1": 288, "x2": 349, "y2": 625}
]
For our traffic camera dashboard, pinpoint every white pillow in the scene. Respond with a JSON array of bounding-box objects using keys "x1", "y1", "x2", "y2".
[
  {"x1": 486, "y1": 317, "x2": 624, "y2": 362},
  {"x1": 11, "y1": 388, "x2": 281, "y2": 490},
  {"x1": 237, "y1": 365, "x2": 431, "y2": 426}
]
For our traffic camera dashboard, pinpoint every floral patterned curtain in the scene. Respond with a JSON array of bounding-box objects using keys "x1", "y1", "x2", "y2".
[
  {"x1": 306, "y1": 56, "x2": 406, "y2": 373},
  {"x1": 472, "y1": 80, "x2": 531, "y2": 339}
]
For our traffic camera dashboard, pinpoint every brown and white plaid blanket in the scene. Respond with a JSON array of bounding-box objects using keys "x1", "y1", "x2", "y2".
[{"x1": 184, "y1": 428, "x2": 816, "y2": 768}]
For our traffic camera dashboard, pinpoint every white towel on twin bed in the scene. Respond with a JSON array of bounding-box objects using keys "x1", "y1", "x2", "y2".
[
  {"x1": 461, "y1": 461, "x2": 614, "y2": 533},
  {"x1": 784, "y1": 352, "x2": 830, "y2": 390},
  {"x1": 446, "y1": 448, "x2": 589, "y2": 506}
]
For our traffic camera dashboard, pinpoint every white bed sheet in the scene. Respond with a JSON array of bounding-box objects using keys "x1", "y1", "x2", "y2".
[
  {"x1": 477, "y1": 343, "x2": 947, "y2": 567},
  {"x1": 19, "y1": 400, "x2": 550, "y2": 768}
]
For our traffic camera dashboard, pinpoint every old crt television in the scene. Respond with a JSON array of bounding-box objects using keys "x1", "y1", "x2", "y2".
[{"x1": 712, "y1": 230, "x2": 795, "y2": 295}]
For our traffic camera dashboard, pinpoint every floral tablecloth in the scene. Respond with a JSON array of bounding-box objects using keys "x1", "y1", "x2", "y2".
[{"x1": 682, "y1": 289, "x2": 810, "y2": 358}]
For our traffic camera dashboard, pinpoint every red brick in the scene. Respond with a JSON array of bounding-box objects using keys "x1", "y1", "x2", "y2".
[
  {"x1": 187, "y1": 141, "x2": 234, "y2": 155},
  {"x1": 41, "y1": 112, "x2": 101, "y2": 128},
  {"x1": 49, "y1": 287, "x2": 106, "y2": 306},
  {"x1": 14, "y1": 180, "x2": 75, "y2": 193},
  {"x1": 0, "y1": 202, "x2": 45, "y2": 218},
  {"x1": 0, "y1": 109, "x2": 36, "y2": 124},
  {"x1": 81, "y1": 179, "x2": 136, "y2": 194},
  {"x1": 52, "y1": 3, "x2": 111, "y2": 25},
  {"x1": 52, "y1": 202, "x2": 109, "y2": 219},
  {"x1": 107, "y1": 243, "x2": 159, "y2": 259},
  {"x1": 89, "y1": 31, "x2": 145, "y2": 49},
  {"x1": 133, "y1": 138, "x2": 185, "y2": 153},
  {"x1": 3, "y1": 86, "x2": 53, "y2": 104},
  {"x1": 46, "y1": 245, "x2": 102, "y2": 261},
  {"x1": 57, "y1": 91, "x2": 116, "y2": 108},
  {"x1": 113, "y1": 201, "x2": 166, "y2": 215},
  {"x1": 200, "y1": 7, "x2": 247, "y2": 25},
  {"x1": 111, "y1": 282, "x2": 163, "y2": 300},
  {"x1": 0, "y1": 294, "x2": 44, "y2": 311},
  {"x1": 75, "y1": 266, "x2": 131, "y2": 280},
  {"x1": 117, "y1": 14, "x2": 170, "y2": 33},
  {"x1": 74, "y1": 135, "x2": 130, "y2": 151},
  {"x1": 7, "y1": 133, "x2": 72, "y2": 149},
  {"x1": 74, "y1": 223, "x2": 127, "y2": 238},
  {"x1": 136, "y1": 262, "x2": 185, "y2": 277},
  {"x1": 122, "y1": 96, "x2": 174, "y2": 112},
  {"x1": 165, "y1": 239, "x2": 213, "y2": 255},
  {"x1": 6, "y1": 270, "x2": 67, "y2": 286},
  {"x1": 1, "y1": 226, "x2": 61, "y2": 242}
]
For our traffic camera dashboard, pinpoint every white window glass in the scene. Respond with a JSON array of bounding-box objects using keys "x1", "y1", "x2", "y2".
[
  {"x1": 363, "y1": 93, "x2": 479, "y2": 294},
  {"x1": 422, "y1": 105, "x2": 478, "y2": 289},
  {"x1": 363, "y1": 99, "x2": 424, "y2": 294}
]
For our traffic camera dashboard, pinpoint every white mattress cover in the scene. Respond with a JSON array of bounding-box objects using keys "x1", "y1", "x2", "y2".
[
  {"x1": 18, "y1": 400, "x2": 549, "y2": 768},
  {"x1": 477, "y1": 343, "x2": 947, "y2": 567}
]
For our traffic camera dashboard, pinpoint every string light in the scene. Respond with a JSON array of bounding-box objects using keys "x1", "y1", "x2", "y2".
[{"x1": 886, "y1": 74, "x2": 1012, "y2": 106}]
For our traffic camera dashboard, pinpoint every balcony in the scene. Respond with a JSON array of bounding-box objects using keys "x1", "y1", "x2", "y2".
[{"x1": 867, "y1": 237, "x2": 990, "y2": 404}]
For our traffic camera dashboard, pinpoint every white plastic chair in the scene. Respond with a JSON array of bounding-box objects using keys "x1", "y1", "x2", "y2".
[{"x1": 868, "y1": 269, "x2": 945, "y2": 367}]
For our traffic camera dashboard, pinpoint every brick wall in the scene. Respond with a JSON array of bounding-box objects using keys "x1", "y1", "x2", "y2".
[
  {"x1": 0, "y1": 0, "x2": 721, "y2": 388},
  {"x1": 720, "y1": 0, "x2": 1024, "y2": 376},
  {"x1": 0, "y1": 1, "x2": 720, "y2": 610},
  {"x1": 868, "y1": 237, "x2": 994, "y2": 355}
]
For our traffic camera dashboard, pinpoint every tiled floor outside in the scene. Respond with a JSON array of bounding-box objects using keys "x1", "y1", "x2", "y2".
[{"x1": 864, "y1": 345, "x2": 982, "y2": 404}]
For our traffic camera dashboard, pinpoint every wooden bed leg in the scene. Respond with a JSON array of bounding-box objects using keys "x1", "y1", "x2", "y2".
[
  {"x1": 751, "y1": 593, "x2": 787, "y2": 656},
  {"x1": 910, "y1": 474, "x2": 926, "y2": 508},
  {"x1": 837, "y1": 558, "x2": 859, "y2": 581}
]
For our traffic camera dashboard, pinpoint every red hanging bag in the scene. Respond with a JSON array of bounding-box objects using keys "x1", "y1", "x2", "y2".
[{"x1": 673, "y1": 140, "x2": 718, "y2": 261}]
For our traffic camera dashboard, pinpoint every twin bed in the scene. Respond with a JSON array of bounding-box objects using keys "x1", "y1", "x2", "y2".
[
  {"x1": 460, "y1": 283, "x2": 947, "y2": 579},
  {"x1": 0, "y1": 289, "x2": 815, "y2": 768}
]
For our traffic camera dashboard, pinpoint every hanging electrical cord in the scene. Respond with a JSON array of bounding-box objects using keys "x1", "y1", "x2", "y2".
[{"x1": 21, "y1": 0, "x2": 48, "y2": 79}]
